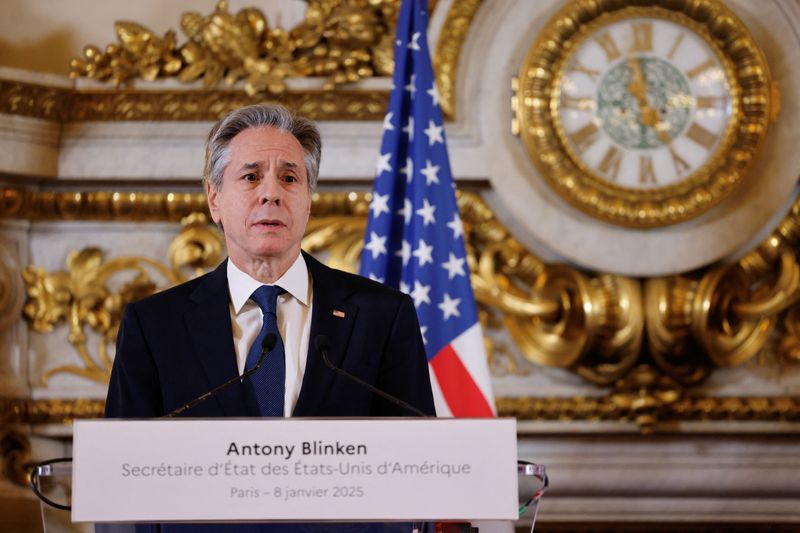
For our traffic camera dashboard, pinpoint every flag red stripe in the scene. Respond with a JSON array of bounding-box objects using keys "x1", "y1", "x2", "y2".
[{"x1": 430, "y1": 344, "x2": 494, "y2": 417}]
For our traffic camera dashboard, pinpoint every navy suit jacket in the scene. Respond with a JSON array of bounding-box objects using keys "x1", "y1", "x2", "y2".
[
  {"x1": 106, "y1": 251, "x2": 435, "y2": 419},
  {"x1": 104, "y1": 252, "x2": 435, "y2": 533}
]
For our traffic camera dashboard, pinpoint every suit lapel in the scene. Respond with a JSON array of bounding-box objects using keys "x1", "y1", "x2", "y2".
[
  {"x1": 184, "y1": 260, "x2": 248, "y2": 416},
  {"x1": 293, "y1": 252, "x2": 358, "y2": 416}
]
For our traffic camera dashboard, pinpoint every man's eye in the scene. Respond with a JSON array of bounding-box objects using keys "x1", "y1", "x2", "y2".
[
  {"x1": 284, "y1": 175, "x2": 297, "y2": 183},
  {"x1": 242, "y1": 173, "x2": 258, "y2": 182}
]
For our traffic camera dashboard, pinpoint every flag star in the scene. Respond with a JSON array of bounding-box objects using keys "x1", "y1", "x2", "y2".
[
  {"x1": 382, "y1": 111, "x2": 395, "y2": 131},
  {"x1": 364, "y1": 232, "x2": 387, "y2": 259},
  {"x1": 375, "y1": 152, "x2": 392, "y2": 176},
  {"x1": 441, "y1": 253, "x2": 466, "y2": 280},
  {"x1": 369, "y1": 192, "x2": 390, "y2": 218},
  {"x1": 400, "y1": 280, "x2": 410, "y2": 294},
  {"x1": 419, "y1": 325, "x2": 428, "y2": 345},
  {"x1": 368, "y1": 272, "x2": 384, "y2": 283},
  {"x1": 405, "y1": 74, "x2": 417, "y2": 97},
  {"x1": 427, "y1": 84, "x2": 440, "y2": 106},
  {"x1": 410, "y1": 280, "x2": 432, "y2": 307},
  {"x1": 400, "y1": 156, "x2": 414, "y2": 182},
  {"x1": 438, "y1": 293, "x2": 462, "y2": 320},
  {"x1": 408, "y1": 32, "x2": 421, "y2": 51},
  {"x1": 420, "y1": 159, "x2": 440, "y2": 186},
  {"x1": 415, "y1": 199, "x2": 436, "y2": 226},
  {"x1": 424, "y1": 119, "x2": 444, "y2": 145},
  {"x1": 395, "y1": 239, "x2": 411, "y2": 266},
  {"x1": 397, "y1": 198, "x2": 412, "y2": 225},
  {"x1": 402, "y1": 117, "x2": 414, "y2": 141},
  {"x1": 412, "y1": 239, "x2": 434, "y2": 267},
  {"x1": 447, "y1": 214, "x2": 464, "y2": 239}
]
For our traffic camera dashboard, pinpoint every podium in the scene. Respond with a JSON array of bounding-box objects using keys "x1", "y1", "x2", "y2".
[{"x1": 32, "y1": 418, "x2": 547, "y2": 532}]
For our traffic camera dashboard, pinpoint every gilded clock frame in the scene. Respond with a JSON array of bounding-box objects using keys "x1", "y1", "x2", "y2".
[{"x1": 515, "y1": 0, "x2": 773, "y2": 228}]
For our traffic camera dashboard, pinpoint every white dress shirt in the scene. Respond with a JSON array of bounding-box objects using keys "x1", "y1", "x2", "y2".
[{"x1": 227, "y1": 254, "x2": 313, "y2": 416}]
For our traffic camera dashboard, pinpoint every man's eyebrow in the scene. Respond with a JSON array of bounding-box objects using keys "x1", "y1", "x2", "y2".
[{"x1": 235, "y1": 160, "x2": 302, "y2": 173}]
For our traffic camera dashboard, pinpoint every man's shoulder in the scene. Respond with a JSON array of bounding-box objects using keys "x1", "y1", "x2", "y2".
[
  {"x1": 305, "y1": 253, "x2": 407, "y2": 301},
  {"x1": 127, "y1": 264, "x2": 224, "y2": 313}
]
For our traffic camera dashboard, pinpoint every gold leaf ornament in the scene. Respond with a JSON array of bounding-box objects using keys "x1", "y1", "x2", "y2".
[{"x1": 69, "y1": 0, "x2": 400, "y2": 94}]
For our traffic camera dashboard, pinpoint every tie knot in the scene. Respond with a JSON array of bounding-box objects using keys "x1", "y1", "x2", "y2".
[{"x1": 250, "y1": 285, "x2": 286, "y2": 315}]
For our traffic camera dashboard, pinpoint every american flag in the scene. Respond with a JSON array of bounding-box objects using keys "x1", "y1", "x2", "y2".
[{"x1": 359, "y1": 0, "x2": 495, "y2": 417}]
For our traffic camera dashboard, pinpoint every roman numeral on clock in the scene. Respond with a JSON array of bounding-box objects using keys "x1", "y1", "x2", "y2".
[
  {"x1": 696, "y1": 96, "x2": 726, "y2": 109},
  {"x1": 561, "y1": 95, "x2": 594, "y2": 111},
  {"x1": 630, "y1": 23, "x2": 653, "y2": 53},
  {"x1": 669, "y1": 145, "x2": 691, "y2": 176},
  {"x1": 639, "y1": 155, "x2": 657, "y2": 184},
  {"x1": 686, "y1": 122, "x2": 718, "y2": 150},
  {"x1": 667, "y1": 33, "x2": 685, "y2": 60},
  {"x1": 567, "y1": 59, "x2": 601, "y2": 82},
  {"x1": 595, "y1": 32, "x2": 621, "y2": 62},
  {"x1": 568, "y1": 122, "x2": 600, "y2": 153},
  {"x1": 598, "y1": 146, "x2": 623, "y2": 181},
  {"x1": 687, "y1": 57, "x2": 717, "y2": 79}
]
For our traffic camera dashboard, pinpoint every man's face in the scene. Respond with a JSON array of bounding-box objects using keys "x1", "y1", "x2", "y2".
[{"x1": 207, "y1": 126, "x2": 312, "y2": 270}]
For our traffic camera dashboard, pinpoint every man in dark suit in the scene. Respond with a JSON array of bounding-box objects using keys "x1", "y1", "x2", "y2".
[{"x1": 104, "y1": 103, "x2": 435, "y2": 532}]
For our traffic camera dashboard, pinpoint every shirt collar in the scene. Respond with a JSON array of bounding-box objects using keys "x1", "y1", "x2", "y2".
[{"x1": 227, "y1": 253, "x2": 310, "y2": 314}]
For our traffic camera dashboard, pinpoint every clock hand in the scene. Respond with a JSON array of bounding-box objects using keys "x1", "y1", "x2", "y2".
[
  {"x1": 627, "y1": 57, "x2": 649, "y2": 107},
  {"x1": 627, "y1": 57, "x2": 672, "y2": 144}
]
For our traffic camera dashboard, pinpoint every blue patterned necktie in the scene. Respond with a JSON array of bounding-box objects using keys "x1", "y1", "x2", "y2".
[{"x1": 244, "y1": 285, "x2": 286, "y2": 417}]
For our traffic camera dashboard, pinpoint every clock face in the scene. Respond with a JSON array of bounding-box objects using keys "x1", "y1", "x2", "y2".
[
  {"x1": 555, "y1": 15, "x2": 735, "y2": 191},
  {"x1": 515, "y1": 1, "x2": 772, "y2": 228}
]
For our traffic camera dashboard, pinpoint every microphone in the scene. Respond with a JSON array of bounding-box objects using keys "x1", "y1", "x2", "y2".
[
  {"x1": 314, "y1": 334, "x2": 431, "y2": 417},
  {"x1": 163, "y1": 333, "x2": 278, "y2": 418}
]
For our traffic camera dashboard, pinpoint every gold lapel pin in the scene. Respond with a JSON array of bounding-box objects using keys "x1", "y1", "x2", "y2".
[{"x1": 332, "y1": 309, "x2": 346, "y2": 318}]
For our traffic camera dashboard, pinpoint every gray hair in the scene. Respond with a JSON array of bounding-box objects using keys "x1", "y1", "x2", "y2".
[{"x1": 204, "y1": 103, "x2": 322, "y2": 192}]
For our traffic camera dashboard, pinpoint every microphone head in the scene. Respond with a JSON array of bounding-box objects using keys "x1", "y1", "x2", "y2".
[
  {"x1": 314, "y1": 334, "x2": 330, "y2": 353},
  {"x1": 261, "y1": 332, "x2": 278, "y2": 352}
]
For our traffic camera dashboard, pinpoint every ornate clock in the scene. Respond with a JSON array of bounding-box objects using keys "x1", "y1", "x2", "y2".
[{"x1": 514, "y1": 0, "x2": 774, "y2": 228}]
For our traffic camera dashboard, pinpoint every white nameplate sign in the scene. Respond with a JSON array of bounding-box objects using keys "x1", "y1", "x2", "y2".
[{"x1": 72, "y1": 418, "x2": 517, "y2": 523}]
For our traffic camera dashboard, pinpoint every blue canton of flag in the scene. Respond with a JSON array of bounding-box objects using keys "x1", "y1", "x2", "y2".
[{"x1": 359, "y1": 0, "x2": 494, "y2": 417}]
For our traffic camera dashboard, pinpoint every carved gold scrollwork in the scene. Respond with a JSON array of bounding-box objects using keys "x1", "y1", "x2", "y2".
[
  {"x1": 12, "y1": 188, "x2": 800, "y2": 392},
  {"x1": 69, "y1": 0, "x2": 400, "y2": 95},
  {"x1": 645, "y1": 275, "x2": 710, "y2": 384},
  {"x1": 692, "y1": 262, "x2": 776, "y2": 368},
  {"x1": 434, "y1": 0, "x2": 482, "y2": 118},
  {"x1": 302, "y1": 191, "x2": 370, "y2": 272},
  {"x1": 23, "y1": 248, "x2": 175, "y2": 384},
  {"x1": 168, "y1": 212, "x2": 225, "y2": 278},
  {"x1": 647, "y1": 222, "x2": 800, "y2": 374},
  {"x1": 461, "y1": 191, "x2": 644, "y2": 384},
  {"x1": 511, "y1": 265, "x2": 596, "y2": 370},
  {"x1": 22, "y1": 214, "x2": 222, "y2": 384},
  {"x1": 579, "y1": 275, "x2": 643, "y2": 385},
  {"x1": 778, "y1": 305, "x2": 800, "y2": 364},
  {"x1": 2, "y1": 1, "x2": 481, "y2": 122},
  {"x1": 0, "y1": 429, "x2": 32, "y2": 486}
]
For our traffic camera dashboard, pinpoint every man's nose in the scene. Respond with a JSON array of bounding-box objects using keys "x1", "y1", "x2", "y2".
[{"x1": 258, "y1": 175, "x2": 282, "y2": 204}]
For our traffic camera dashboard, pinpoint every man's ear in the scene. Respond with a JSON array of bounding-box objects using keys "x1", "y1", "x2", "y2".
[{"x1": 206, "y1": 181, "x2": 221, "y2": 224}]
